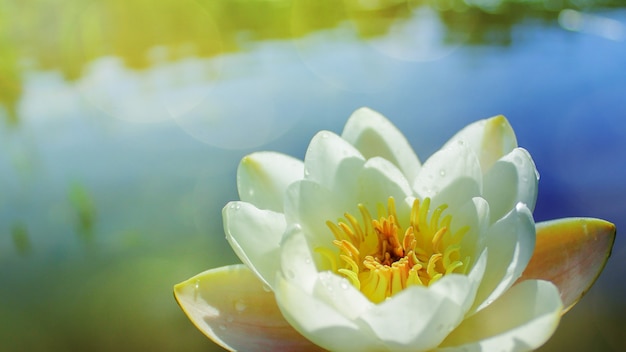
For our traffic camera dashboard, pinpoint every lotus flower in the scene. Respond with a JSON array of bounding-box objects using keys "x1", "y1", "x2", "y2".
[{"x1": 174, "y1": 108, "x2": 615, "y2": 351}]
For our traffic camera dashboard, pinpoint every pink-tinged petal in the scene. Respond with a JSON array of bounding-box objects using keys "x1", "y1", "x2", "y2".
[
  {"x1": 342, "y1": 107, "x2": 422, "y2": 183},
  {"x1": 443, "y1": 115, "x2": 517, "y2": 172},
  {"x1": 237, "y1": 152, "x2": 304, "y2": 212},
  {"x1": 517, "y1": 218, "x2": 616, "y2": 313},
  {"x1": 438, "y1": 280, "x2": 562, "y2": 351},
  {"x1": 174, "y1": 265, "x2": 323, "y2": 352}
]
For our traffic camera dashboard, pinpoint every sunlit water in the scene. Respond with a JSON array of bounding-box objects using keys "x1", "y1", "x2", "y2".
[{"x1": 1, "y1": 1, "x2": 626, "y2": 350}]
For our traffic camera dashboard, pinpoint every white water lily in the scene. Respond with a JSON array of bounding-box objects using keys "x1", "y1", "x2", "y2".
[{"x1": 175, "y1": 108, "x2": 615, "y2": 351}]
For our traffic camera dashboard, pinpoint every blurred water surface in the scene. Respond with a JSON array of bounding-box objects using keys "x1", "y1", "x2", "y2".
[{"x1": 1, "y1": 0, "x2": 626, "y2": 350}]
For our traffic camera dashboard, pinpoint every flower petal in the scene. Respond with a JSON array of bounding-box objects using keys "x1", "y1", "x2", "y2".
[
  {"x1": 415, "y1": 140, "x2": 482, "y2": 211},
  {"x1": 223, "y1": 201, "x2": 285, "y2": 289},
  {"x1": 275, "y1": 273, "x2": 384, "y2": 352},
  {"x1": 450, "y1": 197, "x2": 490, "y2": 262},
  {"x1": 173, "y1": 265, "x2": 323, "y2": 352},
  {"x1": 342, "y1": 107, "x2": 421, "y2": 182},
  {"x1": 443, "y1": 115, "x2": 517, "y2": 172},
  {"x1": 357, "y1": 157, "x2": 413, "y2": 212},
  {"x1": 358, "y1": 275, "x2": 470, "y2": 351},
  {"x1": 472, "y1": 203, "x2": 536, "y2": 313},
  {"x1": 237, "y1": 152, "x2": 304, "y2": 212},
  {"x1": 518, "y1": 218, "x2": 616, "y2": 313},
  {"x1": 284, "y1": 180, "x2": 347, "y2": 250},
  {"x1": 438, "y1": 280, "x2": 562, "y2": 351},
  {"x1": 304, "y1": 130, "x2": 365, "y2": 200},
  {"x1": 483, "y1": 148, "x2": 539, "y2": 222}
]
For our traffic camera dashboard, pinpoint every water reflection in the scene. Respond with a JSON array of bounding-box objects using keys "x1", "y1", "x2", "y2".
[{"x1": 1, "y1": 0, "x2": 624, "y2": 121}]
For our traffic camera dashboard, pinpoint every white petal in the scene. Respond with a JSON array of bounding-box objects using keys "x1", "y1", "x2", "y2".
[
  {"x1": 284, "y1": 180, "x2": 348, "y2": 250},
  {"x1": 342, "y1": 107, "x2": 421, "y2": 182},
  {"x1": 449, "y1": 197, "x2": 490, "y2": 262},
  {"x1": 280, "y1": 225, "x2": 375, "y2": 325},
  {"x1": 275, "y1": 274, "x2": 385, "y2": 352},
  {"x1": 279, "y1": 222, "x2": 320, "y2": 293},
  {"x1": 358, "y1": 277, "x2": 468, "y2": 351},
  {"x1": 438, "y1": 280, "x2": 563, "y2": 351},
  {"x1": 471, "y1": 203, "x2": 536, "y2": 313},
  {"x1": 304, "y1": 130, "x2": 365, "y2": 201},
  {"x1": 223, "y1": 201, "x2": 286, "y2": 289},
  {"x1": 314, "y1": 271, "x2": 374, "y2": 320},
  {"x1": 174, "y1": 265, "x2": 324, "y2": 352},
  {"x1": 483, "y1": 148, "x2": 538, "y2": 222},
  {"x1": 357, "y1": 157, "x2": 414, "y2": 211},
  {"x1": 443, "y1": 115, "x2": 517, "y2": 172},
  {"x1": 415, "y1": 141, "x2": 482, "y2": 211},
  {"x1": 466, "y1": 249, "x2": 488, "y2": 311},
  {"x1": 237, "y1": 152, "x2": 304, "y2": 212}
]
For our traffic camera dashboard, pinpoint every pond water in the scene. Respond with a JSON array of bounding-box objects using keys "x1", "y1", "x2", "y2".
[{"x1": 1, "y1": 0, "x2": 626, "y2": 350}]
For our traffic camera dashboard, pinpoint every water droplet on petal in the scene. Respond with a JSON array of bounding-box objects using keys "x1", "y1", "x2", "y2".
[
  {"x1": 305, "y1": 257, "x2": 311, "y2": 264},
  {"x1": 340, "y1": 280, "x2": 350, "y2": 290},
  {"x1": 457, "y1": 139, "x2": 465, "y2": 146},
  {"x1": 218, "y1": 324, "x2": 227, "y2": 331},
  {"x1": 285, "y1": 269, "x2": 295, "y2": 279},
  {"x1": 304, "y1": 168, "x2": 310, "y2": 177},
  {"x1": 234, "y1": 299, "x2": 247, "y2": 313},
  {"x1": 439, "y1": 169, "x2": 446, "y2": 177},
  {"x1": 321, "y1": 132, "x2": 329, "y2": 139},
  {"x1": 262, "y1": 284, "x2": 272, "y2": 292},
  {"x1": 193, "y1": 279, "x2": 200, "y2": 301}
]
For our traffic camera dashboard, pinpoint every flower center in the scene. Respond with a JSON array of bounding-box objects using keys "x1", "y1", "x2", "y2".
[{"x1": 319, "y1": 197, "x2": 470, "y2": 303}]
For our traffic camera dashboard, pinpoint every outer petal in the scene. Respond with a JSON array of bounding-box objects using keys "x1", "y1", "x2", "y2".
[
  {"x1": 342, "y1": 107, "x2": 421, "y2": 182},
  {"x1": 471, "y1": 203, "x2": 535, "y2": 313},
  {"x1": 518, "y1": 218, "x2": 616, "y2": 313},
  {"x1": 237, "y1": 152, "x2": 304, "y2": 212},
  {"x1": 223, "y1": 201, "x2": 285, "y2": 289},
  {"x1": 443, "y1": 115, "x2": 517, "y2": 172},
  {"x1": 173, "y1": 265, "x2": 323, "y2": 352},
  {"x1": 438, "y1": 280, "x2": 562, "y2": 352},
  {"x1": 358, "y1": 275, "x2": 470, "y2": 351},
  {"x1": 483, "y1": 148, "x2": 538, "y2": 222}
]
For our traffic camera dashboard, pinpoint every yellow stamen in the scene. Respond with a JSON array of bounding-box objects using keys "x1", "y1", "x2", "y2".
[{"x1": 322, "y1": 197, "x2": 470, "y2": 303}]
